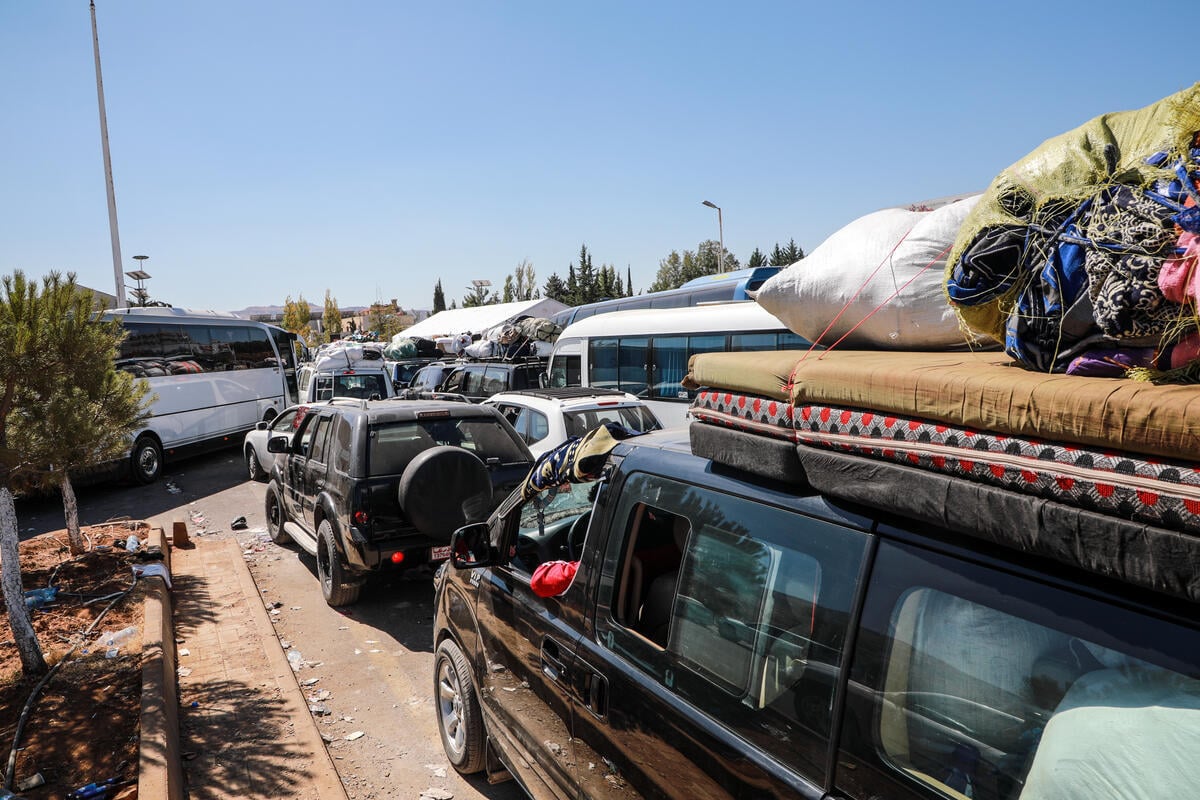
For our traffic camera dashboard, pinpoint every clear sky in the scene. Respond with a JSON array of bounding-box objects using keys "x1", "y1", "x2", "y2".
[{"x1": 0, "y1": 1, "x2": 1192, "y2": 314}]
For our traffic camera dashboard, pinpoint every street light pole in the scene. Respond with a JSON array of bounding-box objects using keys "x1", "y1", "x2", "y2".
[
  {"x1": 702, "y1": 200, "x2": 725, "y2": 273},
  {"x1": 90, "y1": 1, "x2": 127, "y2": 308}
]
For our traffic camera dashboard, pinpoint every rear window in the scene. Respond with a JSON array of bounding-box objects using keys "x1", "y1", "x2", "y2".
[
  {"x1": 314, "y1": 373, "x2": 389, "y2": 401},
  {"x1": 563, "y1": 405, "x2": 662, "y2": 439},
  {"x1": 367, "y1": 417, "x2": 528, "y2": 475}
]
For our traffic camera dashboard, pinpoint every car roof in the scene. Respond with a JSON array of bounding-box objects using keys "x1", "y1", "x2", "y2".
[
  {"x1": 488, "y1": 387, "x2": 630, "y2": 402},
  {"x1": 306, "y1": 397, "x2": 506, "y2": 424}
]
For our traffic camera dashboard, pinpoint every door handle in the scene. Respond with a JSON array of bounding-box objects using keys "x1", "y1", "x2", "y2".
[
  {"x1": 541, "y1": 638, "x2": 566, "y2": 682},
  {"x1": 585, "y1": 671, "x2": 608, "y2": 717}
]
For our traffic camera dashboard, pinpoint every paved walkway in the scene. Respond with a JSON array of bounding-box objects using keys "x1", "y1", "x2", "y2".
[{"x1": 171, "y1": 537, "x2": 348, "y2": 799}]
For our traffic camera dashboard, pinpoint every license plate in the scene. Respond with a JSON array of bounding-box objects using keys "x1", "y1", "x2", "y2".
[{"x1": 430, "y1": 545, "x2": 452, "y2": 561}]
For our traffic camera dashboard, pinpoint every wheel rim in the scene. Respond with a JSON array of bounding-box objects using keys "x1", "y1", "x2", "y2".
[
  {"x1": 246, "y1": 450, "x2": 259, "y2": 478},
  {"x1": 137, "y1": 445, "x2": 159, "y2": 478},
  {"x1": 437, "y1": 657, "x2": 466, "y2": 758},
  {"x1": 266, "y1": 492, "x2": 280, "y2": 532},
  {"x1": 319, "y1": 533, "x2": 333, "y2": 594}
]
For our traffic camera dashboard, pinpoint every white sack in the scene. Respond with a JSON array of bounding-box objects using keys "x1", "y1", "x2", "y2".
[
  {"x1": 755, "y1": 195, "x2": 982, "y2": 349},
  {"x1": 312, "y1": 343, "x2": 384, "y2": 371},
  {"x1": 464, "y1": 340, "x2": 498, "y2": 359}
]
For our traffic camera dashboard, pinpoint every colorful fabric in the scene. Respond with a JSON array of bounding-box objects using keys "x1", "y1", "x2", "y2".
[
  {"x1": 520, "y1": 422, "x2": 641, "y2": 501},
  {"x1": 944, "y1": 84, "x2": 1200, "y2": 374},
  {"x1": 690, "y1": 391, "x2": 1200, "y2": 534}
]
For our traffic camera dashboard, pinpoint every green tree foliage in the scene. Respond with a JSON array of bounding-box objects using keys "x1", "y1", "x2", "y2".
[
  {"x1": 648, "y1": 240, "x2": 741, "y2": 292},
  {"x1": 575, "y1": 245, "x2": 596, "y2": 304},
  {"x1": 502, "y1": 275, "x2": 515, "y2": 303},
  {"x1": 322, "y1": 290, "x2": 342, "y2": 343},
  {"x1": 747, "y1": 247, "x2": 768, "y2": 268},
  {"x1": 0, "y1": 271, "x2": 148, "y2": 675},
  {"x1": 565, "y1": 265, "x2": 578, "y2": 305},
  {"x1": 512, "y1": 259, "x2": 537, "y2": 301},
  {"x1": 626, "y1": 266, "x2": 634, "y2": 297},
  {"x1": 282, "y1": 294, "x2": 315, "y2": 345},
  {"x1": 542, "y1": 273, "x2": 568, "y2": 302},
  {"x1": 462, "y1": 282, "x2": 498, "y2": 308},
  {"x1": 13, "y1": 278, "x2": 149, "y2": 556},
  {"x1": 433, "y1": 280, "x2": 446, "y2": 313},
  {"x1": 769, "y1": 239, "x2": 805, "y2": 267}
]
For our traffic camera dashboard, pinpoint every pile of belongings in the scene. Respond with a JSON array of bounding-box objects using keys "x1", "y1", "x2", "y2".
[
  {"x1": 382, "y1": 333, "x2": 440, "y2": 360},
  {"x1": 755, "y1": 194, "x2": 986, "y2": 349},
  {"x1": 463, "y1": 316, "x2": 563, "y2": 360},
  {"x1": 945, "y1": 82, "x2": 1200, "y2": 379},
  {"x1": 311, "y1": 340, "x2": 385, "y2": 370}
]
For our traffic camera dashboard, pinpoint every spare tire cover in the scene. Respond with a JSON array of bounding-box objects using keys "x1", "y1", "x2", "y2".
[{"x1": 398, "y1": 445, "x2": 492, "y2": 540}]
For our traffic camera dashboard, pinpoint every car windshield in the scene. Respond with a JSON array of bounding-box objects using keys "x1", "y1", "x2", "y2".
[
  {"x1": 367, "y1": 417, "x2": 528, "y2": 475},
  {"x1": 563, "y1": 405, "x2": 662, "y2": 439},
  {"x1": 315, "y1": 373, "x2": 389, "y2": 401},
  {"x1": 518, "y1": 480, "x2": 596, "y2": 531}
]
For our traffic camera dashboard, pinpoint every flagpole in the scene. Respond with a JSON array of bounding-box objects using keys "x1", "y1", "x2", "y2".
[{"x1": 90, "y1": 0, "x2": 127, "y2": 308}]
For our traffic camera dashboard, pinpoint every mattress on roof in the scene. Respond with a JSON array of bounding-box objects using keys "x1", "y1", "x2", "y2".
[{"x1": 683, "y1": 349, "x2": 1199, "y2": 462}]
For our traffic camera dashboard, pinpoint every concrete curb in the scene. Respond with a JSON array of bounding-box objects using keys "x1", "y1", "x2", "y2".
[
  {"x1": 138, "y1": 526, "x2": 183, "y2": 800},
  {"x1": 223, "y1": 537, "x2": 350, "y2": 799}
]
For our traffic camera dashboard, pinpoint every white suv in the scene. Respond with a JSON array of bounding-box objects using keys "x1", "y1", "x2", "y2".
[
  {"x1": 483, "y1": 387, "x2": 662, "y2": 458},
  {"x1": 295, "y1": 362, "x2": 396, "y2": 403}
]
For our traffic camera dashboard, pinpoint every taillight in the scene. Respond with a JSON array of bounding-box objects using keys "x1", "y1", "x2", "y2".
[
  {"x1": 352, "y1": 510, "x2": 369, "y2": 526},
  {"x1": 390, "y1": 552, "x2": 405, "y2": 564}
]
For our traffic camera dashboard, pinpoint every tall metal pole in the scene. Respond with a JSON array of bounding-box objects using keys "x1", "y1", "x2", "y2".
[
  {"x1": 91, "y1": 1, "x2": 127, "y2": 307},
  {"x1": 702, "y1": 200, "x2": 725, "y2": 273}
]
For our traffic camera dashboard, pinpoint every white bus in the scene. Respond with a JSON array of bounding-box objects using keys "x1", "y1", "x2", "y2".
[
  {"x1": 105, "y1": 307, "x2": 300, "y2": 483},
  {"x1": 547, "y1": 301, "x2": 811, "y2": 427}
]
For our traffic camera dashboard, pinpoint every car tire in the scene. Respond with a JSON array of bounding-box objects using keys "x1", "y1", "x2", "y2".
[
  {"x1": 130, "y1": 435, "x2": 162, "y2": 485},
  {"x1": 434, "y1": 638, "x2": 486, "y2": 774},
  {"x1": 317, "y1": 519, "x2": 361, "y2": 606},
  {"x1": 264, "y1": 482, "x2": 291, "y2": 546},
  {"x1": 245, "y1": 447, "x2": 266, "y2": 482}
]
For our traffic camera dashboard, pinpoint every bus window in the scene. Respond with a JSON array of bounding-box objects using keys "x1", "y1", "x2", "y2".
[
  {"x1": 779, "y1": 332, "x2": 811, "y2": 350},
  {"x1": 591, "y1": 338, "x2": 619, "y2": 390},
  {"x1": 651, "y1": 336, "x2": 687, "y2": 400},
  {"x1": 731, "y1": 333, "x2": 777, "y2": 351},
  {"x1": 618, "y1": 337, "x2": 648, "y2": 397},
  {"x1": 549, "y1": 356, "x2": 580, "y2": 388}
]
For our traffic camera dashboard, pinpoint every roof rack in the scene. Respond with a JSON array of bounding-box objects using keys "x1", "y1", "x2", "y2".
[{"x1": 501, "y1": 387, "x2": 630, "y2": 401}]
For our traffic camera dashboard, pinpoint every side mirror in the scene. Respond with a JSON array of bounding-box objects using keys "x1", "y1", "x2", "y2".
[
  {"x1": 267, "y1": 434, "x2": 290, "y2": 453},
  {"x1": 255, "y1": 421, "x2": 269, "y2": 431},
  {"x1": 450, "y1": 522, "x2": 494, "y2": 569}
]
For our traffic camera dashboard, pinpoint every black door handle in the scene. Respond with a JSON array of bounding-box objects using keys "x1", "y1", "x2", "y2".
[{"x1": 541, "y1": 638, "x2": 566, "y2": 682}]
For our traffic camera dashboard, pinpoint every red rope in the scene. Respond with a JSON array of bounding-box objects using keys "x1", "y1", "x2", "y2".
[{"x1": 816, "y1": 240, "x2": 955, "y2": 357}]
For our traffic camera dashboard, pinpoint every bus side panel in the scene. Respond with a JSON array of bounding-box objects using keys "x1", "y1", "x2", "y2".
[{"x1": 141, "y1": 369, "x2": 286, "y2": 448}]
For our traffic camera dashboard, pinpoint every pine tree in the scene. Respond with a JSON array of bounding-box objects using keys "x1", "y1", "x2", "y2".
[
  {"x1": 565, "y1": 265, "x2": 579, "y2": 306},
  {"x1": 543, "y1": 273, "x2": 567, "y2": 302},
  {"x1": 626, "y1": 266, "x2": 634, "y2": 297},
  {"x1": 747, "y1": 247, "x2": 768, "y2": 268},
  {"x1": 783, "y1": 239, "x2": 805, "y2": 264},
  {"x1": 576, "y1": 245, "x2": 596, "y2": 304},
  {"x1": 433, "y1": 280, "x2": 446, "y2": 313},
  {"x1": 502, "y1": 275, "x2": 515, "y2": 303}
]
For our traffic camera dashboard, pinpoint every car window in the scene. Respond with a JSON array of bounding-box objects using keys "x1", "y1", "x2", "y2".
[
  {"x1": 296, "y1": 413, "x2": 322, "y2": 456},
  {"x1": 482, "y1": 367, "x2": 507, "y2": 397},
  {"x1": 595, "y1": 473, "x2": 869, "y2": 783},
  {"x1": 565, "y1": 405, "x2": 660, "y2": 438},
  {"x1": 461, "y1": 368, "x2": 485, "y2": 396},
  {"x1": 526, "y1": 409, "x2": 549, "y2": 442},
  {"x1": 271, "y1": 409, "x2": 300, "y2": 433},
  {"x1": 332, "y1": 416, "x2": 353, "y2": 473},
  {"x1": 442, "y1": 369, "x2": 467, "y2": 393},
  {"x1": 314, "y1": 375, "x2": 334, "y2": 401},
  {"x1": 334, "y1": 373, "x2": 387, "y2": 399},
  {"x1": 308, "y1": 416, "x2": 332, "y2": 462},
  {"x1": 367, "y1": 417, "x2": 527, "y2": 475},
  {"x1": 837, "y1": 540, "x2": 1200, "y2": 800}
]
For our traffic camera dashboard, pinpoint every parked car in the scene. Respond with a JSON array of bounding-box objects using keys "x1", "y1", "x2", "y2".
[
  {"x1": 400, "y1": 361, "x2": 458, "y2": 397},
  {"x1": 483, "y1": 387, "x2": 663, "y2": 457},
  {"x1": 385, "y1": 358, "x2": 436, "y2": 391},
  {"x1": 432, "y1": 427, "x2": 1200, "y2": 799},
  {"x1": 296, "y1": 362, "x2": 395, "y2": 404},
  {"x1": 436, "y1": 358, "x2": 548, "y2": 403},
  {"x1": 264, "y1": 397, "x2": 533, "y2": 606},
  {"x1": 242, "y1": 405, "x2": 303, "y2": 481}
]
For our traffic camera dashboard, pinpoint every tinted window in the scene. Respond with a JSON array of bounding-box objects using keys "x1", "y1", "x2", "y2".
[
  {"x1": 617, "y1": 337, "x2": 647, "y2": 396},
  {"x1": 308, "y1": 416, "x2": 332, "y2": 462},
  {"x1": 332, "y1": 416, "x2": 354, "y2": 473},
  {"x1": 367, "y1": 418, "x2": 527, "y2": 475},
  {"x1": 838, "y1": 541, "x2": 1200, "y2": 800},
  {"x1": 334, "y1": 373, "x2": 387, "y2": 399},
  {"x1": 481, "y1": 367, "x2": 507, "y2": 396},
  {"x1": 590, "y1": 338, "x2": 619, "y2": 391},
  {"x1": 549, "y1": 355, "x2": 580, "y2": 388},
  {"x1": 597, "y1": 474, "x2": 869, "y2": 783}
]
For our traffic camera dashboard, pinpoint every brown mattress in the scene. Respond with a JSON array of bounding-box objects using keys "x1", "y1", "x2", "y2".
[{"x1": 684, "y1": 350, "x2": 1200, "y2": 461}]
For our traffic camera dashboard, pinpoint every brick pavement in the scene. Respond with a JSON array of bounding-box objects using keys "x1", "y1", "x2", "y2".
[{"x1": 171, "y1": 537, "x2": 348, "y2": 799}]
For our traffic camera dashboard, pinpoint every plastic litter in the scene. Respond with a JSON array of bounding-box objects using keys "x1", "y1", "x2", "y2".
[
  {"x1": 132, "y1": 562, "x2": 172, "y2": 588},
  {"x1": 23, "y1": 586, "x2": 58, "y2": 609},
  {"x1": 66, "y1": 777, "x2": 122, "y2": 799},
  {"x1": 230, "y1": 515, "x2": 248, "y2": 530},
  {"x1": 287, "y1": 650, "x2": 303, "y2": 671},
  {"x1": 124, "y1": 534, "x2": 141, "y2": 553},
  {"x1": 93, "y1": 626, "x2": 138, "y2": 658},
  {"x1": 15, "y1": 772, "x2": 44, "y2": 791}
]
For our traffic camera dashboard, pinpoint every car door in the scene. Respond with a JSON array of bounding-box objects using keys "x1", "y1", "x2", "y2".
[
  {"x1": 302, "y1": 414, "x2": 333, "y2": 528},
  {"x1": 284, "y1": 411, "x2": 322, "y2": 520},
  {"x1": 474, "y1": 490, "x2": 592, "y2": 800},
  {"x1": 572, "y1": 472, "x2": 871, "y2": 799}
]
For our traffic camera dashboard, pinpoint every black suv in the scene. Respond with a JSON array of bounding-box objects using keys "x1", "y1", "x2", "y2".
[
  {"x1": 436, "y1": 359, "x2": 548, "y2": 402},
  {"x1": 432, "y1": 429, "x2": 1200, "y2": 799},
  {"x1": 263, "y1": 397, "x2": 533, "y2": 606}
]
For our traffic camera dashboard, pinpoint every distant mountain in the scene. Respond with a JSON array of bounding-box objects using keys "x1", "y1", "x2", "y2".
[{"x1": 231, "y1": 303, "x2": 368, "y2": 318}]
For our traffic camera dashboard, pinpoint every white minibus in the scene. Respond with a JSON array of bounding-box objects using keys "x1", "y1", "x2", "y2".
[
  {"x1": 547, "y1": 301, "x2": 811, "y2": 427},
  {"x1": 104, "y1": 307, "x2": 300, "y2": 483}
]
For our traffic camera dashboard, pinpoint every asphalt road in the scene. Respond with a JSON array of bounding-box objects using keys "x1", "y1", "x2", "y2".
[{"x1": 15, "y1": 447, "x2": 528, "y2": 800}]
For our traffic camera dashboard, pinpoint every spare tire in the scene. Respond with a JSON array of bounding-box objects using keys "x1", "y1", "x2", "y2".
[{"x1": 399, "y1": 445, "x2": 493, "y2": 540}]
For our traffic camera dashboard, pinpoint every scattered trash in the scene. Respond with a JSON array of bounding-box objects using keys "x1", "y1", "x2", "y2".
[
  {"x1": 312, "y1": 689, "x2": 331, "y2": 701},
  {"x1": 23, "y1": 586, "x2": 58, "y2": 610},
  {"x1": 164, "y1": 481, "x2": 182, "y2": 495},
  {"x1": 279, "y1": 640, "x2": 291, "y2": 649},
  {"x1": 301, "y1": 677, "x2": 320, "y2": 686},
  {"x1": 419, "y1": 788, "x2": 454, "y2": 800},
  {"x1": 132, "y1": 562, "x2": 172, "y2": 587},
  {"x1": 287, "y1": 650, "x2": 303, "y2": 671},
  {"x1": 230, "y1": 516, "x2": 248, "y2": 530},
  {"x1": 93, "y1": 626, "x2": 138, "y2": 658},
  {"x1": 16, "y1": 772, "x2": 45, "y2": 790},
  {"x1": 309, "y1": 703, "x2": 331, "y2": 716},
  {"x1": 124, "y1": 534, "x2": 141, "y2": 553},
  {"x1": 345, "y1": 731, "x2": 365, "y2": 741},
  {"x1": 66, "y1": 776, "x2": 124, "y2": 799},
  {"x1": 189, "y1": 701, "x2": 200, "y2": 709},
  {"x1": 177, "y1": 667, "x2": 192, "y2": 678},
  {"x1": 424, "y1": 764, "x2": 448, "y2": 779},
  {"x1": 320, "y1": 733, "x2": 334, "y2": 743},
  {"x1": 178, "y1": 648, "x2": 190, "y2": 657}
]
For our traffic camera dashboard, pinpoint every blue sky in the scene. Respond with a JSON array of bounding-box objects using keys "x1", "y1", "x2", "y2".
[{"x1": 0, "y1": 1, "x2": 1192, "y2": 313}]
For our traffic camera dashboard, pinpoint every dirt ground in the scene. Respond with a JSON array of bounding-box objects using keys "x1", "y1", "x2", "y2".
[{"x1": 0, "y1": 523, "x2": 151, "y2": 799}]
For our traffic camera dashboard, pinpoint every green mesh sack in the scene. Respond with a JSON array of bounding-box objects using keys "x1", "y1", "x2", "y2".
[{"x1": 945, "y1": 83, "x2": 1200, "y2": 341}]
